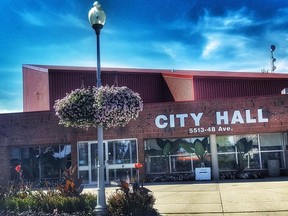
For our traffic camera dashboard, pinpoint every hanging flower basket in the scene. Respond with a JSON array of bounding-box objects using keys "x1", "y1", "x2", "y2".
[{"x1": 54, "y1": 85, "x2": 143, "y2": 129}]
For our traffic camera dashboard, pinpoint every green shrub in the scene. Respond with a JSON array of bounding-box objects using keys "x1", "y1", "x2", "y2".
[
  {"x1": 57, "y1": 165, "x2": 84, "y2": 197},
  {"x1": 107, "y1": 183, "x2": 159, "y2": 216},
  {"x1": 0, "y1": 191, "x2": 96, "y2": 215}
]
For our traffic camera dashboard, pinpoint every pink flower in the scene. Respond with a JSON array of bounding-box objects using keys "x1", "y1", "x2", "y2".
[{"x1": 15, "y1": 165, "x2": 21, "y2": 173}]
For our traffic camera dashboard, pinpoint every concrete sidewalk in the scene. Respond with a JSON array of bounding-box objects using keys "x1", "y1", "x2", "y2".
[{"x1": 85, "y1": 177, "x2": 288, "y2": 215}]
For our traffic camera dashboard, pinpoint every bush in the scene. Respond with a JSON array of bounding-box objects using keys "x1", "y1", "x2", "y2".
[
  {"x1": 0, "y1": 169, "x2": 96, "y2": 215},
  {"x1": 0, "y1": 210, "x2": 88, "y2": 215},
  {"x1": 0, "y1": 190, "x2": 96, "y2": 215},
  {"x1": 107, "y1": 182, "x2": 159, "y2": 216}
]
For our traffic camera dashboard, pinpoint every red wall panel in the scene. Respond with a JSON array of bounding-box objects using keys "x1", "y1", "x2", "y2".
[
  {"x1": 193, "y1": 78, "x2": 288, "y2": 100},
  {"x1": 23, "y1": 67, "x2": 49, "y2": 112},
  {"x1": 48, "y1": 70, "x2": 174, "y2": 110}
]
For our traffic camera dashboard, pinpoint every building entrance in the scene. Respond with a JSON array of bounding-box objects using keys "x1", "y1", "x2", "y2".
[{"x1": 77, "y1": 139, "x2": 138, "y2": 185}]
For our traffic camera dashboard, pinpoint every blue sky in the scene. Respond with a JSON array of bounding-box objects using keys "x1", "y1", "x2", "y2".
[{"x1": 1, "y1": 0, "x2": 288, "y2": 113}]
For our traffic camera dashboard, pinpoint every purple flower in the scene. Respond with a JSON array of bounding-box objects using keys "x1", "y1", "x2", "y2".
[{"x1": 54, "y1": 85, "x2": 143, "y2": 129}]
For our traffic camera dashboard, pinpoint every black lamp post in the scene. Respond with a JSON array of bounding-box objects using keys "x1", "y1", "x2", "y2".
[{"x1": 88, "y1": 1, "x2": 107, "y2": 215}]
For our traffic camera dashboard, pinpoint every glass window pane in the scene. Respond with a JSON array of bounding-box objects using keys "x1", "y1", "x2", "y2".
[
  {"x1": 259, "y1": 133, "x2": 283, "y2": 151},
  {"x1": 170, "y1": 155, "x2": 192, "y2": 172},
  {"x1": 78, "y1": 142, "x2": 89, "y2": 166},
  {"x1": 10, "y1": 145, "x2": 71, "y2": 182},
  {"x1": 91, "y1": 143, "x2": 98, "y2": 167},
  {"x1": 145, "y1": 137, "x2": 209, "y2": 173},
  {"x1": 118, "y1": 140, "x2": 130, "y2": 163},
  {"x1": 218, "y1": 153, "x2": 237, "y2": 170},
  {"x1": 261, "y1": 152, "x2": 285, "y2": 168},
  {"x1": 107, "y1": 140, "x2": 137, "y2": 164},
  {"x1": 108, "y1": 168, "x2": 137, "y2": 183},
  {"x1": 194, "y1": 154, "x2": 211, "y2": 168},
  {"x1": 234, "y1": 135, "x2": 260, "y2": 171},
  {"x1": 236, "y1": 134, "x2": 259, "y2": 152},
  {"x1": 216, "y1": 136, "x2": 235, "y2": 152},
  {"x1": 247, "y1": 152, "x2": 261, "y2": 169},
  {"x1": 147, "y1": 156, "x2": 167, "y2": 173},
  {"x1": 145, "y1": 139, "x2": 162, "y2": 156},
  {"x1": 79, "y1": 170, "x2": 89, "y2": 184},
  {"x1": 130, "y1": 140, "x2": 137, "y2": 163},
  {"x1": 40, "y1": 146, "x2": 68, "y2": 179}
]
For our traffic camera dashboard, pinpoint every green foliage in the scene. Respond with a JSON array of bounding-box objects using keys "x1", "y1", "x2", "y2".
[
  {"x1": 156, "y1": 138, "x2": 192, "y2": 155},
  {"x1": 194, "y1": 141, "x2": 206, "y2": 161},
  {"x1": 235, "y1": 138, "x2": 253, "y2": 154},
  {"x1": 0, "y1": 181, "x2": 33, "y2": 200},
  {"x1": 0, "y1": 181, "x2": 96, "y2": 215},
  {"x1": 1, "y1": 191, "x2": 96, "y2": 214},
  {"x1": 107, "y1": 189, "x2": 158, "y2": 216},
  {"x1": 57, "y1": 165, "x2": 83, "y2": 197},
  {"x1": 235, "y1": 137, "x2": 253, "y2": 172},
  {"x1": 3, "y1": 196, "x2": 36, "y2": 212},
  {"x1": 107, "y1": 179, "x2": 159, "y2": 216},
  {"x1": 156, "y1": 138, "x2": 210, "y2": 159}
]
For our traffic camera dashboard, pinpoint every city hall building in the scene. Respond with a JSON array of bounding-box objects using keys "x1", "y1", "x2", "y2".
[{"x1": 1, "y1": 64, "x2": 288, "y2": 185}]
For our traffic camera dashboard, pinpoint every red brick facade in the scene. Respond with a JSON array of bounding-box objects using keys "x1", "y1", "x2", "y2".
[{"x1": 1, "y1": 94, "x2": 288, "y2": 182}]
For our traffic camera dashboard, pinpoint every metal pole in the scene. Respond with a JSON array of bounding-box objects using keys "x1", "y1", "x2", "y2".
[
  {"x1": 94, "y1": 27, "x2": 107, "y2": 216},
  {"x1": 96, "y1": 28, "x2": 102, "y2": 88}
]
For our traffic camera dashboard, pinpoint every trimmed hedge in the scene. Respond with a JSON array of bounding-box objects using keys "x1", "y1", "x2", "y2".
[{"x1": 0, "y1": 191, "x2": 96, "y2": 215}]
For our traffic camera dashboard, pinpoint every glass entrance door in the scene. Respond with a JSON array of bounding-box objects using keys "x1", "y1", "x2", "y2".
[
  {"x1": 78, "y1": 139, "x2": 138, "y2": 185},
  {"x1": 78, "y1": 141, "x2": 107, "y2": 185},
  {"x1": 106, "y1": 139, "x2": 138, "y2": 184}
]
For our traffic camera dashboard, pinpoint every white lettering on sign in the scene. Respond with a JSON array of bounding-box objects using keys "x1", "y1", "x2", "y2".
[
  {"x1": 258, "y1": 109, "x2": 268, "y2": 122},
  {"x1": 155, "y1": 113, "x2": 203, "y2": 128},
  {"x1": 155, "y1": 115, "x2": 168, "y2": 128},
  {"x1": 216, "y1": 109, "x2": 268, "y2": 125},
  {"x1": 155, "y1": 109, "x2": 268, "y2": 129},
  {"x1": 176, "y1": 114, "x2": 188, "y2": 127},
  {"x1": 231, "y1": 110, "x2": 244, "y2": 124},
  {"x1": 246, "y1": 109, "x2": 257, "y2": 123},
  {"x1": 216, "y1": 111, "x2": 228, "y2": 125},
  {"x1": 190, "y1": 113, "x2": 203, "y2": 126},
  {"x1": 170, "y1": 115, "x2": 175, "y2": 127}
]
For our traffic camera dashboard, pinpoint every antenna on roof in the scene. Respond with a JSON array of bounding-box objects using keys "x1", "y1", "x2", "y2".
[{"x1": 270, "y1": 45, "x2": 276, "y2": 73}]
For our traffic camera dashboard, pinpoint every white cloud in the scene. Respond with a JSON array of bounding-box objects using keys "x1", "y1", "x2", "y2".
[
  {"x1": 198, "y1": 8, "x2": 254, "y2": 32},
  {"x1": 202, "y1": 39, "x2": 220, "y2": 58},
  {"x1": 152, "y1": 42, "x2": 186, "y2": 60},
  {"x1": 58, "y1": 13, "x2": 87, "y2": 29},
  {"x1": 20, "y1": 12, "x2": 44, "y2": 26}
]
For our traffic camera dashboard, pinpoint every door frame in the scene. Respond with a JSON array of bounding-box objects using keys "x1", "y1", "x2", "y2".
[{"x1": 77, "y1": 139, "x2": 138, "y2": 185}]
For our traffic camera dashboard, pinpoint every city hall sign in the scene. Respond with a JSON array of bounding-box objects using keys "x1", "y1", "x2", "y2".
[{"x1": 155, "y1": 109, "x2": 268, "y2": 134}]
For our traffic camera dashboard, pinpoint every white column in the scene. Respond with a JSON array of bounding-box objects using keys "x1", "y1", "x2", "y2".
[{"x1": 210, "y1": 134, "x2": 219, "y2": 180}]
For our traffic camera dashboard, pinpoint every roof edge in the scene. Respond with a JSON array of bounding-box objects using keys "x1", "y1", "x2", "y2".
[{"x1": 22, "y1": 64, "x2": 288, "y2": 78}]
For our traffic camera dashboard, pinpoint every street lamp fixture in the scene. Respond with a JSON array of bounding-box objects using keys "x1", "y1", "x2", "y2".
[
  {"x1": 88, "y1": 1, "x2": 107, "y2": 215},
  {"x1": 89, "y1": 1, "x2": 106, "y2": 87}
]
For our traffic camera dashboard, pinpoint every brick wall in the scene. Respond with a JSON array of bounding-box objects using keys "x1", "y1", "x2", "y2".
[{"x1": 1, "y1": 94, "x2": 288, "y2": 181}]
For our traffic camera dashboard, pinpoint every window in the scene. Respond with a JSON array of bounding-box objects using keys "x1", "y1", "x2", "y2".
[
  {"x1": 259, "y1": 133, "x2": 283, "y2": 151},
  {"x1": 107, "y1": 140, "x2": 137, "y2": 164},
  {"x1": 260, "y1": 133, "x2": 285, "y2": 168},
  {"x1": 10, "y1": 145, "x2": 71, "y2": 181},
  {"x1": 145, "y1": 137, "x2": 210, "y2": 174},
  {"x1": 217, "y1": 133, "x2": 285, "y2": 171}
]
